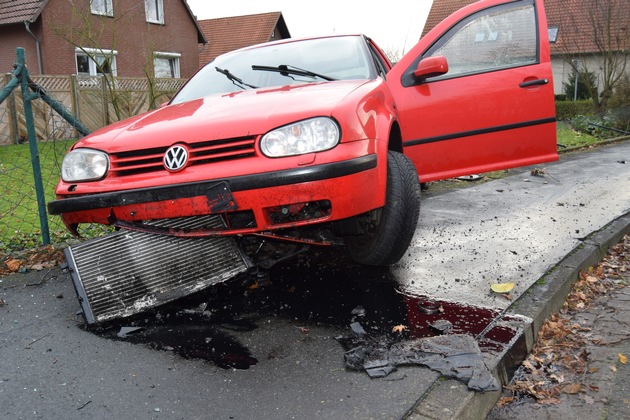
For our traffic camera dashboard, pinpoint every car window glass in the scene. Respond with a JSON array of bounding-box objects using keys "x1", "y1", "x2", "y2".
[
  {"x1": 424, "y1": 2, "x2": 537, "y2": 81},
  {"x1": 171, "y1": 36, "x2": 375, "y2": 104}
]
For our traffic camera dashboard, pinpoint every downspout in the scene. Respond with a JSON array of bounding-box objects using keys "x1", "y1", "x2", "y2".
[{"x1": 24, "y1": 21, "x2": 43, "y2": 75}]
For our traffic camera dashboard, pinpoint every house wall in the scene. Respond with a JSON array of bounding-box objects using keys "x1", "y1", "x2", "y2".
[
  {"x1": 551, "y1": 54, "x2": 628, "y2": 98},
  {"x1": 0, "y1": 22, "x2": 44, "y2": 75},
  {"x1": 4, "y1": 0, "x2": 200, "y2": 78}
]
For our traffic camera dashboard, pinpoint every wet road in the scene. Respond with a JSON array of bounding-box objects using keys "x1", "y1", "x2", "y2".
[{"x1": 1, "y1": 141, "x2": 629, "y2": 419}]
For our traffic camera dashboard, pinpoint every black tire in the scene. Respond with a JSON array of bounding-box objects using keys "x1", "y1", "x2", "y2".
[{"x1": 345, "y1": 151, "x2": 421, "y2": 266}]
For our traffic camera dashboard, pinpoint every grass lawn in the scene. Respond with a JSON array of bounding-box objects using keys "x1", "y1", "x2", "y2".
[
  {"x1": 0, "y1": 139, "x2": 76, "y2": 251},
  {"x1": 0, "y1": 121, "x2": 616, "y2": 253}
]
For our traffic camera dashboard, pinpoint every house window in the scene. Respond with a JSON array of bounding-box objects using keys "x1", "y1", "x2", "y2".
[
  {"x1": 90, "y1": 0, "x2": 113, "y2": 17},
  {"x1": 145, "y1": 0, "x2": 164, "y2": 24},
  {"x1": 154, "y1": 52, "x2": 181, "y2": 78},
  {"x1": 76, "y1": 48, "x2": 118, "y2": 76},
  {"x1": 548, "y1": 26, "x2": 559, "y2": 43}
]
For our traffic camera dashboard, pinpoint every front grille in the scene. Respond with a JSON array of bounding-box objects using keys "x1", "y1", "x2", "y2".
[
  {"x1": 64, "y1": 215, "x2": 251, "y2": 324},
  {"x1": 109, "y1": 136, "x2": 257, "y2": 176}
]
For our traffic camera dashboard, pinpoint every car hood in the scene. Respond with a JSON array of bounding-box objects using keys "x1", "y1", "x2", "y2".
[{"x1": 78, "y1": 80, "x2": 372, "y2": 152}]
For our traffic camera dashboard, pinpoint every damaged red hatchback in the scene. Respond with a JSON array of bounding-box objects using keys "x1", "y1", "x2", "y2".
[{"x1": 49, "y1": 0, "x2": 557, "y2": 266}]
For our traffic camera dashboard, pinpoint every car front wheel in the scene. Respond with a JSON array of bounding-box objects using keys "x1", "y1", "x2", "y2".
[{"x1": 345, "y1": 151, "x2": 421, "y2": 266}]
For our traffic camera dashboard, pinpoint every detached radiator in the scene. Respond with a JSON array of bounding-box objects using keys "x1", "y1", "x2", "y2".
[{"x1": 64, "y1": 216, "x2": 251, "y2": 324}]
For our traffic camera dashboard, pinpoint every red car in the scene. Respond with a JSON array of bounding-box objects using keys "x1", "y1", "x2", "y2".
[{"x1": 48, "y1": 0, "x2": 557, "y2": 266}]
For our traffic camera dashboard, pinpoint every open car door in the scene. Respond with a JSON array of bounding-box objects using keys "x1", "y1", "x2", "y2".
[{"x1": 387, "y1": 0, "x2": 557, "y2": 183}]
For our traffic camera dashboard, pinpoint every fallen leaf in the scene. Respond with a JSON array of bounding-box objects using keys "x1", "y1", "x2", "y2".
[
  {"x1": 491, "y1": 283, "x2": 516, "y2": 293},
  {"x1": 392, "y1": 325, "x2": 408, "y2": 333},
  {"x1": 619, "y1": 353, "x2": 627, "y2": 364},
  {"x1": 562, "y1": 383, "x2": 582, "y2": 394},
  {"x1": 5, "y1": 258, "x2": 22, "y2": 272},
  {"x1": 537, "y1": 398, "x2": 561, "y2": 405}
]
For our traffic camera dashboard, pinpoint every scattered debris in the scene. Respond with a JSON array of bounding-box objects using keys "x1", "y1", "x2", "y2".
[
  {"x1": 530, "y1": 167, "x2": 547, "y2": 177},
  {"x1": 339, "y1": 326, "x2": 499, "y2": 391},
  {"x1": 428, "y1": 319, "x2": 453, "y2": 333},
  {"x1": 117, "y1": 327, "x2": 144, "y2": 338},
  {"x1": 457, "y1": 174, "x2": 481, "y2": 181},
  {"x1": 24, "y1": 333, "x2": 50, "y2": 349},
  {"x1": 530, "y1": 167, "x2": 559, "y2": 181}
]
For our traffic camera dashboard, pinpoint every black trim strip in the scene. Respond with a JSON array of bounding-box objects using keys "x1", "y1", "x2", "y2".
[
  {"x1": 48, "y1": 154, "x2": 377, "y2": 215},
  {"x1": 403, "y1": 117, "x2": 556, "y2": 147}
]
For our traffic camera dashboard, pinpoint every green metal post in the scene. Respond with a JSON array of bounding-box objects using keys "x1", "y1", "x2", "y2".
[
  {"x1": 0, "y1": 76, "x2": 19, "y2": 105},
  {"x1": 27, "y1": 88, "x2": 91, "y2": 137},
  {"x1": 18, "y1": 47, "x2": 50, "y2": 245},
  {"x1": 0, "y1": 62, "x2": 22, "y2": 105}
]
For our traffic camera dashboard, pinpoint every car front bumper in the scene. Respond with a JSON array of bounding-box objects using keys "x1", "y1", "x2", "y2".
[{"x1": 48, "y1": 154, "x2": 384, "y2": 236}]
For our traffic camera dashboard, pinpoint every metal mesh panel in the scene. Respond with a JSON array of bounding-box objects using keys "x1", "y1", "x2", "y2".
[{"x1": 65, "y1": 216, "x2": 251, "y2": 324}]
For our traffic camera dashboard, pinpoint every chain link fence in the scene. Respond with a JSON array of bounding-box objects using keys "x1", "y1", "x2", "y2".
[{"x1": 0, "y1": 72, "x2": 185, "y2": 256}]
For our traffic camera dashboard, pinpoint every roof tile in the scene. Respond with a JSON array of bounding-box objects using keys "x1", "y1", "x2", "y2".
[
  {"x1": 198, "y1": 12, "x2": 289, "y2": 66},
  {"x1": 0, "y1": 0, "x2": 47, "y2": 26}
]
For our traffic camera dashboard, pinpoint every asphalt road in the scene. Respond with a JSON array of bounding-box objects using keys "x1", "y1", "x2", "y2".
[{"x1": 1, "y1": 141, "x2": 629, "y2": 419}]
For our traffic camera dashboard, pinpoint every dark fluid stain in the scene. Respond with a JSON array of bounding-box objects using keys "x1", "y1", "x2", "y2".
[{"x1": 86, "y1": 245, "x2": 519, "y2": 368}]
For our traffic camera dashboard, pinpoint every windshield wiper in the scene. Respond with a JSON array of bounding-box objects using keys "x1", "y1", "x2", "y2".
[
  {"x1": 215, "y1": 67, "x2": 258, "y2": 89},
  {"x1": 252, "y1": 64, "x2": 337, "y2": 81}
]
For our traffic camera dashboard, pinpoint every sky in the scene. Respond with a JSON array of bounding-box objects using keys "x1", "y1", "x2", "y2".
[{"x1": 186, "y1": 0, "x2": 434, "y2": 58}]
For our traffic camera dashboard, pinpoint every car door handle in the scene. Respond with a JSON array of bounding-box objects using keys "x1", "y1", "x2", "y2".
[{"x1": 519, "y1": 78, "x2": 549, "y2": 88}]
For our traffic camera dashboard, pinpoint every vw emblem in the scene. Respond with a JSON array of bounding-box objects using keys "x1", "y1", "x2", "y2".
[{"x1": 164, "y1": 145, "x2": 188, "y2": 172}]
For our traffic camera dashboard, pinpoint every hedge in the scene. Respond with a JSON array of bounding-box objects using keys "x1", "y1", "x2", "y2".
[{"x1": 555, "y1": 100, "x2": 595, "y2": 121}]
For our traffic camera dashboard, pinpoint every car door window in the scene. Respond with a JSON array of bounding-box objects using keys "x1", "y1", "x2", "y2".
[{"x1": 424, "y1": 2, "x2": 537, "y2": 80}]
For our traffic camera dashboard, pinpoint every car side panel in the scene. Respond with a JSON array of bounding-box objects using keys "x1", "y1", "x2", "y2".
[{"x1": 387, "y1": 0, "x2": 557, "y2": 182}]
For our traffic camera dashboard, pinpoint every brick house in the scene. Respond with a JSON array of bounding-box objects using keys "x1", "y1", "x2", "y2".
[
  {"x1": 0, "y1": 0, "x2": 206, "y2": 78},
  {"x1": 421, "y1": 0, "x2": 629, "y2": 97},
  {"x1": 198, "y1": 11, "x2": 290, "y2": 67}
]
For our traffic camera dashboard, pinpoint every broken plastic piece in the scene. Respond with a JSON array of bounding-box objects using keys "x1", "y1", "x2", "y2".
[
  {"x1": 339, "y1": 327, "x2": 499, "y2": 392},
  {"x1": 350, "y1": 322, "x2": 367, "y2": 337},
  {"x1": 117, "y1": 326, "x2": 144, "y2": 338},
  {"x1": 457, "y1": 174, "x2": 481, "y2": 181},
  {"x1": 429, "y1": 319, "x2": 453, "y2": 334}
]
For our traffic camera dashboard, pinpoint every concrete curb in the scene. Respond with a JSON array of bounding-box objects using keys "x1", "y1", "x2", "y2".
[{"x1": 406, "y1": 211, "x2": 630, "y2": 420}]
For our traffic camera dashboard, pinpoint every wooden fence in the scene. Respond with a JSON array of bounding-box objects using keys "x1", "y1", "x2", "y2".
[{"x1": 0, "y1": 74, "x2": 186, "y2": 145}]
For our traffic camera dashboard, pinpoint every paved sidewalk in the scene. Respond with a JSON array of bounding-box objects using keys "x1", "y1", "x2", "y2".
[{"x1": 487, "y1": 234, "x2": 630, "y2": 419}]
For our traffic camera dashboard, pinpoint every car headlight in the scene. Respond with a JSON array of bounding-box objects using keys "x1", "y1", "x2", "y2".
[
  {"x1": 260, "y1": 117, "x2": 340, "y2": 157},
  {"x1": 61, "y1": 148, "x2": 109, "y2": 182}
]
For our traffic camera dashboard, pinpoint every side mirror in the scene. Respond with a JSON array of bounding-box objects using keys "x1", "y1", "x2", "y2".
[{"x1": 413, "y1": 56, "x2": 449, "y2": 81}]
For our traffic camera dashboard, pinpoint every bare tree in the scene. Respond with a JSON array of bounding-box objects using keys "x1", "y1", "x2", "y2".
[
  {"x1": 556, "y1": 0, "x2": 630, "y2": 113},
  {"x1": 384, "y1": 48, "x2": 403, "y2": 65}
]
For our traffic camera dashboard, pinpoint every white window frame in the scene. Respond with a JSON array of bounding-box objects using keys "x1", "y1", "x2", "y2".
[
  {"x1": 153, "y1": 52, "x2": 181, "y2": 78},
  {"x1": 90, "y1": 0, "x2": 113, "y2": 17},
  {"x1": 75, "y1": 48, "x2": 118, "y2": 76},
  {"x1": 145, "y1": 0, "x2": 164, "y2": 24}
]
